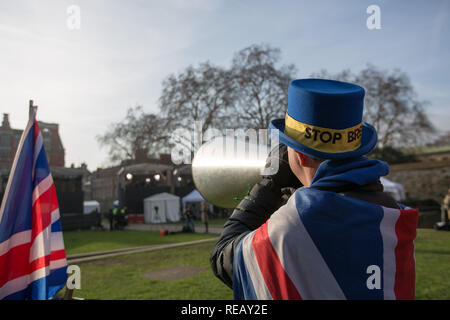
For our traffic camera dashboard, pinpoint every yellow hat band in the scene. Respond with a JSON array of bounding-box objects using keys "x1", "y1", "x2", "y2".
[{"x1": 284, "y1": 114, "x2": 362, "y2": 153}]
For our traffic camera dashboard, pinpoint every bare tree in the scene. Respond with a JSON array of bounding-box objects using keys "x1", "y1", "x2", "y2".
[
  {"x1": 310, "y1": 68, "x2": 353, "y2": 83},
  {"x1": 428, "y1": 131, "x2": 450, "y2": 146},
  {"x1": 231, "y1": 44, "x2": 297, "y2": 129},
  {"x1": 97, "y1": 106, "x2": 167, "y2": 164},
  {"x1": 356, "y1": 65, "x2": 435, "y2": 147},
  {"x1": 159, "y1": 62, "x2": 235, "y2": 149},
  {"x1": 310, "y1": 65, "x2": 436, "y2": 147}
]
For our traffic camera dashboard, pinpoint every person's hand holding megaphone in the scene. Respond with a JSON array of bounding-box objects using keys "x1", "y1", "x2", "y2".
[{"x1": 210, "y1": 143, "x2": 302, "y2": 288}]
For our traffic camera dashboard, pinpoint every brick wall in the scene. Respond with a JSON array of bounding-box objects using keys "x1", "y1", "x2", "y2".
[{"x1": 0, "y1": 114, "x2": 65, "y2": 170}]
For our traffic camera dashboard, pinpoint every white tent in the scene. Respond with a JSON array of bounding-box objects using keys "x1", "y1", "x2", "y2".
[
  {"x1": 83, "y1": 200, "x2": 100, "y2": 215},
  {"x1": 381, "y1": 177, "x2": 406, "y2": 201},
  {"x1": 182, "y1": 189, "x2": 213, "y2": 211},
  {"x1": 143, "y1": 192, "x2": 180, "y2": 223}
]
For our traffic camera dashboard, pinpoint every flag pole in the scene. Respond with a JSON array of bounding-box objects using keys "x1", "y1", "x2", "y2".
[
  {"x1": 0, "y1": 100, "x2": 37, "y2": 220},
  {"x1": 29, "y1": 100, "x2": 37, "y2": 122},
  {"x1": 29, "y1": 100, "x2": 33, "y2": 118},
  {"x1": 63, "y1": 286, "x2": 74, "y2": 300}
]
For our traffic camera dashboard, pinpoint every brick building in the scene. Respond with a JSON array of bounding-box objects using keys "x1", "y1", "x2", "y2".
[
  {"x1": 0, "y1": 113, "x2": 65, "y2": 171},
  {"x1": 90, "y1": 155, "x2": 195, "y2": 213},
  {"x1": 90, "y1": 165, "x2": 122, "y2": 212}
]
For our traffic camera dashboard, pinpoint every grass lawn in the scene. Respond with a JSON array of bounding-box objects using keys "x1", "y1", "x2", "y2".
[
  {"x1": 414, "y1": 229, "x2": 450, "y2": 300},
  {"x1": 60, "y1": 228, "x2": 449, "y2": 300},
  {"x1": 63, "y1": 230, "x2": 217, "y2": 256},
  {"x1": 62, "y1": 241, "x2": 232, "y2": 300}
]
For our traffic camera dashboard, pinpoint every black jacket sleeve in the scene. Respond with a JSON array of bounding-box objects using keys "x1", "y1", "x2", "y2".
[{"x1": 210, "y1": 144, "x2": 301, "y2": 288}]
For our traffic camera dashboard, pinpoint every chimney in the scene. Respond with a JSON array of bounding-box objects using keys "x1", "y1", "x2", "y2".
[{"x1": 2, "y1": 113, "x2": 10, "y2": 128}]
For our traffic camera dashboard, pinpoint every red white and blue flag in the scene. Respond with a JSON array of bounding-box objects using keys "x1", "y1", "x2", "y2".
[
  {"x1": 233, "y1": 183, "x2": 419, "y2": 300},
  {"x1": 0, "y1": 106, "x2": 67, "y2": 300}
]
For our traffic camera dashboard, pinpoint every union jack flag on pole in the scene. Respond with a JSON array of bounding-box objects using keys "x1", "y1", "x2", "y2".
[{"x1": 0, "y1": 102, "x2": 67, "y2": 300}]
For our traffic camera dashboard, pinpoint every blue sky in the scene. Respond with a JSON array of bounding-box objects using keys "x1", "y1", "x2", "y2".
[{"x1": 0, "y1": 0, "x2": 449, "y2": 170}]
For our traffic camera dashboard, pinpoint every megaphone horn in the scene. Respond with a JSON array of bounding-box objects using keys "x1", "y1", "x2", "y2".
[{"x1": 192, "y1": 136, "x2": 276, "y2": 209}]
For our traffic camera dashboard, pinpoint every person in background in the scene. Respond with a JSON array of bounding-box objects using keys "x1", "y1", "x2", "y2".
[
  {"x1": 118, "y1": 206, "x2": 128, "y2": 229},
  {"x1": 94, "y1": 208, "x2": 104, "y2": 231},
  {"x1": 442, "y1": 188, "x2": 450, "y2": 223},
  {"x1": 110, "y1": 206, "x2": 118, "y2": 231},
  {"x1": 201, "y1": 201, "x2": 210, "y2": 234},
  {"x1": 184, "y1": 205, "x2": 195, "y2": 233}
]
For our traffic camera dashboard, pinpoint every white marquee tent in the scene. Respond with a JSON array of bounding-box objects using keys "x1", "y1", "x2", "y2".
[
  {"x1": 380, "y1": 177, "x2": 406, "y2": 202},
  {"x1": 143, "y1": 192, "x2": 181, "y2": 223}
]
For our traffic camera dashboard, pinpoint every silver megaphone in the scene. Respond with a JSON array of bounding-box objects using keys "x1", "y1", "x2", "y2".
[{"x1": 192, "y1": 136, "x2": 278, "y2": 208}]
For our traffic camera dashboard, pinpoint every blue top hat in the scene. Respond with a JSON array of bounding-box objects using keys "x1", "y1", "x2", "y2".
[{"x1": 269, "y1": 78, "x2": 378, "y2": 159}]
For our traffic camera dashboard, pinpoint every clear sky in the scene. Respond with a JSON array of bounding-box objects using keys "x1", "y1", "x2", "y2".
[{"x1": 0, "y1": 0, "x2": 449, "y2": 171}]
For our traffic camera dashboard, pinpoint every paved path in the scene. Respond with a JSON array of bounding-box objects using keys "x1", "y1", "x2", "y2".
[
  {"x1": 125, "y1": 223, "x2": 224, "y2": 235},
  {"x1": 67, "y1": 237, "x2": 219, "y2": 264},
  {"x1": 66, "y1": 223, "x2": 224, "y2": 264}
]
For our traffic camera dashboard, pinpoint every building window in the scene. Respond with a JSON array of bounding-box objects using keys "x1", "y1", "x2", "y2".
[{"x1": 0, "y1": 135, "x2": 9, "y2": 147}]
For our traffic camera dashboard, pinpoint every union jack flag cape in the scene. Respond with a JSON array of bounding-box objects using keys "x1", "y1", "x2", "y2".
[
  {"x1": 0, "y1": 106, "x2": 67, "y2": 300},
  {"x1": 233, "y1": 157, "x2": 418, "y2": 300}
]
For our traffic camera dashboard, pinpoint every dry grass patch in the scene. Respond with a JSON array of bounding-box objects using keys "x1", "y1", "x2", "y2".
[{"x1": 142, "y1": 265, "x2": 207, "y2": 281}]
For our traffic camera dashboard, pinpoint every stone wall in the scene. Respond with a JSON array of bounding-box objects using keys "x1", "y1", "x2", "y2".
[
  {"x1": 386, "y1": 160, "x2": 450, "y2": 228},
  {"x1": 387, "y1": 160, "x2": 450, "y2": 204}
]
